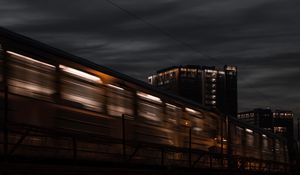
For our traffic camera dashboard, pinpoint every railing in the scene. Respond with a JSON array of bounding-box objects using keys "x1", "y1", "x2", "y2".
[{"x1": 0, "y1": 115, "x2": 290, "y2": 173}]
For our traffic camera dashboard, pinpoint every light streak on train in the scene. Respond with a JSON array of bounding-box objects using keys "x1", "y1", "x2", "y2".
[
  {"x1": 107, "y1": 84, "x2": 124, "y2": 91},
  {"x1": 7, "y1": 51, "x2": 55, "y2": 68},
  {"x1": 59, "y1": 64, "x2": 102, "y2": 83},
  {"x1": 137, "y1": 91, "x2": 162, "y2": 103}
]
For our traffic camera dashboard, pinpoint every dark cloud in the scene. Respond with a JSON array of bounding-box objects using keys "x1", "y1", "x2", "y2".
[{"x1": 0, "y1": 0, "x2": 299, "y2": 117}]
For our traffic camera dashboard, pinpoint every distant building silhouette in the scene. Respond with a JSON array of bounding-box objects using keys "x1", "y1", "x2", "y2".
[
  {"x1": 148, "y1": 65, "x2": 237, "y2": 117},
  {"x1": 238, "y1": 108, "x2": 294, "y2": 138},
  {"x1": 238, "y1": 108, "x2": 295, "y2": 160}
]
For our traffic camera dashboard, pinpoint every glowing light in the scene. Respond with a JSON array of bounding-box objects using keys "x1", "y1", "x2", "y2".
[
  {"x1": 205, "y1": 69, "x2": 217, "y2": 73},
  {"x1": 246, "y1": 129, "x2": 253, "y2": 133},
  {"x1": 223, "y1": 139, "x2": 227, "y2": 142},
  {"x1": 262, "y1": 134, "x2": 267, "y2": 138},
  {"x1": 193, "y1": 127, "x2": 202, "y2": 132},
  {"x1": 137, "y1": 91, "x2": 162, "y2": 103},
  {"x1": 107, "y1": 84, "x2": 124, "y2": 91},
  {"x1": 7, "y1": 51, "x2": 55, "y2": 68},
  {"x1": 166, "y1": 103, "x2": 179, "y2": 109},
  {"x1": 59, "y1": 65, "x2": 102, "y2": 83},
  {"x1": 184, "y1": 120, "x2": 190, "y2": 126},
  {"x1": 185, "y1": 107, "x2": 199, "y2": 114}
]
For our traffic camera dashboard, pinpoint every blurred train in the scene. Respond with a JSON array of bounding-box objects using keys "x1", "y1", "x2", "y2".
[{"x1": 0, "y1": 27, "x2": 289, "y2": 172}]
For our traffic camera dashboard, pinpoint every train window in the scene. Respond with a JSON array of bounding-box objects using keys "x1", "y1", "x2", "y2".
[
  {"x1": 165, "y1": 103, "x2": 181, "y2": 125},
  {"x1": 60, "y1": 76, "x2": 104, "y2": 112},
  {"x1": 106, "y1": 84, "x2": 133, "y2": 117},
  {"x1": 6, "y1": 51, "x2": 56, "y2": 101},
  {"x1": 138, "y1": 100, "x2": 163, "y2": 122},
  {"x1": 234, "y1": 126, "x2": 243, "y2": 144},
  {"x1": 275, "y1": 140, "x2": 280, "y2": 152},
  {"x1": 185, "y1": 107, "x2": 204, "y2": 133}
]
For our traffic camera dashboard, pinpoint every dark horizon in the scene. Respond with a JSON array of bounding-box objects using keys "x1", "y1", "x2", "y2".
[{"x1": 1, "y1": 0, "x2": 299, "y2": 118}]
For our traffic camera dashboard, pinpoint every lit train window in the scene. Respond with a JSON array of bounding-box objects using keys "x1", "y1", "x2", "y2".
[
  {"x1": 138, "y1": 100, "x2": 163, "y2": 122},
  {"x1": 106, "y1": 84, "x2": 133, "y2": 117},
  {"x1": 60, "y1": 76, "x2": 104, "y2": 112},
  {"x1": 234, "y1": 126, "x2": 242, "y2": 145},
  {"x1": 6, "y1": 51, "x2": 56, "y2": 100},
  {"x1": 275, "y1": 140, "x2": 281, "y2": 156},
  {"x1": 165, "y1": 103, "x2": 181, "y2": 125}
]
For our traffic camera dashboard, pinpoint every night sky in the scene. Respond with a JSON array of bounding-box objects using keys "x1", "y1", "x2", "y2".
[{"x1": 1, "y1": 0, "x2": 299, "y2": 118}]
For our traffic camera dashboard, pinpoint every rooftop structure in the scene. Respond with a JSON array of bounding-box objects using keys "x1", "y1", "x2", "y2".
[{"x1": 148, "y1": 65, "x2": 237, "y2": 117}]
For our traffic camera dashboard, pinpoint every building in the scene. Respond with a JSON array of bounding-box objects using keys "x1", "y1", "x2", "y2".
[
  {"x1": 238, "y1": 108, "x2": 295, "y2": 160},
  {"x1": 272, "y1": 110, "x2": 294, "y2": 139},
  {"x1": 148, "y1": 65, "x2": 237, "y2": 117},
  {"x1": 238, "y1": 108, "x2": 294, "y2": 137},
  {"x1": 237, "y1": 108, "x2": 273, "y2": 131}
]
